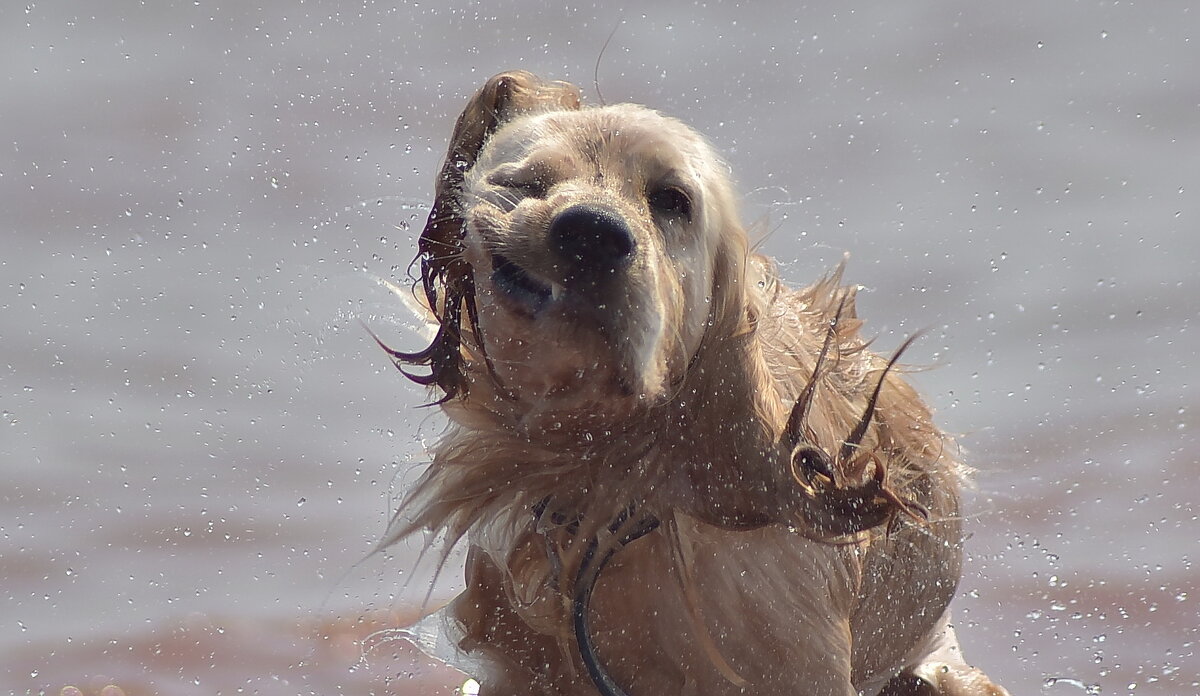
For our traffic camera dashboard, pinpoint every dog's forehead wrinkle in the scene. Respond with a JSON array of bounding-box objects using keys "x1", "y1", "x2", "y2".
[{"x1": 555, "y1": 105, "x2": 707, "y2": 165}]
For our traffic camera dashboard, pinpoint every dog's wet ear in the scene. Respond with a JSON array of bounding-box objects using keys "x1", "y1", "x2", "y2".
[
  {"x1": 439, "y1": 71, "x2": 581, "y2": 192},
  {"x1": 396, "y1": 72, "x2": 582, "y2": 400}
]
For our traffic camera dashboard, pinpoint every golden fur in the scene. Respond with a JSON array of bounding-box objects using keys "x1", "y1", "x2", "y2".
[{"x1": 383, "y1": 71, "x2": 1009, "y2": 696}]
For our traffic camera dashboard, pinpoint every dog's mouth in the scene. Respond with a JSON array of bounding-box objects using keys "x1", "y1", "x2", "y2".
[
  {"x1": 481, "y1": 249, "x2": 670, "y2": 403},
  {"x1": 490, "y1": 253, "x2": 557, "y2": 314}
]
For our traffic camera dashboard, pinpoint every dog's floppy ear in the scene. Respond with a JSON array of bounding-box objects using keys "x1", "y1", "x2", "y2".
[{"x1": 390, "y1": 71, "x2": 581, "y2": 401}]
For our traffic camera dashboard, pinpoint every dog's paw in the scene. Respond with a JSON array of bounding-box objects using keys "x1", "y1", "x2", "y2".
[{"x1": 878, "y1": 663, "x2": 1012, "y2": 696}]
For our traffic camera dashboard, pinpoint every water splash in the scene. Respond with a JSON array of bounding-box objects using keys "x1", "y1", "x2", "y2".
[{"x1": 1043, "y1": 676, "x2": 1102, "y2": 694}]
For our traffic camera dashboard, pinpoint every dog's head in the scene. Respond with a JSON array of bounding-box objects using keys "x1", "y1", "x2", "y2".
[{"x1": 404, "y1": 71, "x2": 748, "y2": 421}]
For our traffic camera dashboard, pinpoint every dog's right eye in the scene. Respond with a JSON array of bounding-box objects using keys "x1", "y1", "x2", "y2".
[
  {"x1": 503, "y1": 178, "x2": 549, "y2": 199},
  {"x1": 488, "y1": 170, "x2": 550, "y2": 199}
]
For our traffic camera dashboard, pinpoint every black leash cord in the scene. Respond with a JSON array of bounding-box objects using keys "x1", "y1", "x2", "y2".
[{"x1": 572, "y1": 513, "x2": 661, "y2": 696}]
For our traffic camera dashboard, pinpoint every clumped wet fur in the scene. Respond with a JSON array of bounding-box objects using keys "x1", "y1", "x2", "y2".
[{"x1": 379, "y1": 71, "x2": 1010, "y2": 696}]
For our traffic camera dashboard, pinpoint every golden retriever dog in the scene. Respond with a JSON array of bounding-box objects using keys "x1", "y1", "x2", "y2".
[{"x1": 379, "y1": 71, "x2": 1009, "y2": 696}]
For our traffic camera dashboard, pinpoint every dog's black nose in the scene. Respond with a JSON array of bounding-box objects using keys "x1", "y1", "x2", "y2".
[{"x1": 548, "y1": 204, "x2": 636, "y2": 283}]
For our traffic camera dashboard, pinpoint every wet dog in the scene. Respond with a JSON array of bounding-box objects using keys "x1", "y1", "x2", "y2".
[{"x1": 381, "y1": 71, "x2": 1009, "y2": 696}]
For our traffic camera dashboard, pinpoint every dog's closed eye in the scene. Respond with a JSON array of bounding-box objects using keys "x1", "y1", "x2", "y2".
[{"x1": 487, "y1": 162, "x2": 556, "y2": 199}]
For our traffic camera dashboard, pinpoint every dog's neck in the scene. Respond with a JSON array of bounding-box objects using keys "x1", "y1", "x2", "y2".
[
  {"x1": 436, "y1": 293, "x2": 786, "y2": 532},
  {"x1": 650, "y1": 308, "x2": 789, "y2": 529}
]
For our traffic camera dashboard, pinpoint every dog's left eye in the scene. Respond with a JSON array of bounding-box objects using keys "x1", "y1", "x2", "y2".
[{"x1": 647, "y1": 187, "x2": 692, "y2": 220}]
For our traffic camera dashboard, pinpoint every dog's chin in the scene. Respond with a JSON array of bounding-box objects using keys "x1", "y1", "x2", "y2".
[
  {"x1": 488, "y1": 252, "x2": 558, "y2": 318},
  {"x1": 477, "y1": 253, "x2": 670, "y2": 414}
]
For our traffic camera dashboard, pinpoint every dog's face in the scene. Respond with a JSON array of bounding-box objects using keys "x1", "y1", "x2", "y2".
[{"x1": 459, "y1": 104, "x2": 741, "y2": 412}]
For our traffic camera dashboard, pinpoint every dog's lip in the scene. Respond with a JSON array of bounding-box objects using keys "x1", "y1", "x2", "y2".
[{"x1": 490, "y1": 253, "x2": 557, "y2": 313}]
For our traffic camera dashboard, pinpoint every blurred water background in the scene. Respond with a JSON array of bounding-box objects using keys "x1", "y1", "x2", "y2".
[{"x1": 2, "y1": 2, "x2": 1196, "y2": 694}]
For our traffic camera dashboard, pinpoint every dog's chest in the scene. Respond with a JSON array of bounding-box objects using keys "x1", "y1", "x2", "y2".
[{"x1": 548, "y1": 520, "x2": 862, "y2": 693}]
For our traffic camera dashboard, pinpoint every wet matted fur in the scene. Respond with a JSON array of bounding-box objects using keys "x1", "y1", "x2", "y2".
[{"x1": 381, "y1": 71, "x2": 1009, "y2": 696}]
